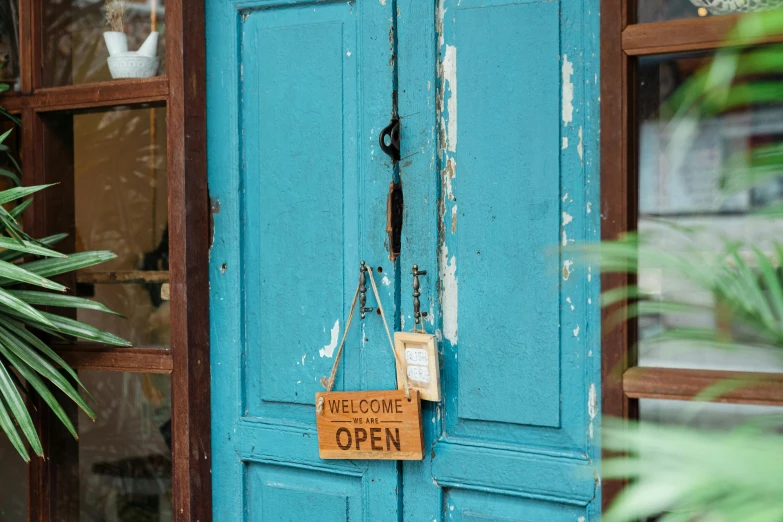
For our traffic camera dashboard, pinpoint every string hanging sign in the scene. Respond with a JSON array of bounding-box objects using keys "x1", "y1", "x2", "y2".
[{"x1": 315, "y1": 262, "x2": 424, "y2": 460}]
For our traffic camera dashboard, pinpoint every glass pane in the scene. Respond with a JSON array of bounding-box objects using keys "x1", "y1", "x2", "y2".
[
  {"x1": 637, "y1": 49, "x2": 783, "y2": 372},
  {"x1": 43, "y1": 0, "x2": 166, "y2": 87},
  {"x1": 45, "y1": 105, "x2": 168, "y2": 347},
  {"x1": 637, "y1": 1, "x2": 782, "y2": 23},
  {"x1": 53, "y1": 371, "x2": 172, "y2": 521},
  {"x1": 640, "y1": 399, "x2": 783, "y2": 429},
  {"x1": 0, "y1": 426, "x2": 27, "y2": 520},
  {"x1": 0, "y1": 0, "x2": 19, "y2": 91}
]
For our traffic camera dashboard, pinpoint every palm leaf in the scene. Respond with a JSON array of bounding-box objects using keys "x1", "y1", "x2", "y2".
[
  {"x1": 20, "y1": 251, "x2": 116, "y2": 279},
  {"x1": 0, "y1": 358, "x2": 41, "y2": 456},
  {"x1": 0, "y1": 324, "x2": 94, "y2": 420},
  {"x1": 7, "y1": 290, "x2": 122, "y2": 317}
]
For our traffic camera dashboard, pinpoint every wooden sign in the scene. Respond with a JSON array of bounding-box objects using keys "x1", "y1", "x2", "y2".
[
  {"x1": 394, "y1": 332, "x2": 441, "y2": 401},
  {"x1": 315, "y1": 390, "x2": 424, "y2": 460}
]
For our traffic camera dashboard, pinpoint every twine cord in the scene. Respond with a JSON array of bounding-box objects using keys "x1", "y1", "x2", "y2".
[{"x1": 316, "y1": 264, "x2": 411, "y2": 414}]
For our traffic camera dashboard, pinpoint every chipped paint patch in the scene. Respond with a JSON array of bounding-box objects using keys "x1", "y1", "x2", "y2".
[
  {"x1": 441, "y1": 45, "x2": 458, "y2": 153},
  {"x1": 586, "y1": 201, "x2": 592, "y2": 214},
  {"x1": 566, "y1": 296, "x2": 574, "y2": 311},
  {"x1": 451, "y1": 205, "x2": 457, "y2": 233},
  {"x1": 562, "y1": 212, "x2": 573, "y2": 226},
  {"x1": 588, "y1": 266, "x2": 592, "y2": 282},
  {"x1": 563, "y1": 259, "x2": 573, "y2": 280},
  {"x1": 562, "y1": 192, "x2": 568, "y2": 202},
  {"x1": 588, "y1": 383, "x2": 597, "y2": 439},
  {"x1": 440, "y1": 245, "x2": 458, "y2": 344},
  {"x1": 562, "y1": 55, "x2": 574, "y2": 127},
  {"x1": 301, "y1": 354, "x2": 306, "y2": 366},
  {"x1": 443, "y1": 157, "x2": 457, "y2": 201},
  {"x1": 319, "y1": 320, "x2": 340, "y2": 358},
  {"x1": 577, "y1": 126, "x2": 583, "y2": 163},
  {"x1": 579, "y1": 517, "x2": 586, "y2": 522},
  {"x1": 562, "y1": 230, "x2": 568, "y2": 247},
  {"x1": 562, "y1": 137, "x2": 568, "y2": 150},
  {"x1": 573, "y1": 325, "x2": 580, "y2": 337},
  {"x1": 379, "y1": 0, "x2": 386, "y2": 4},
  {"x1": 382, "y1": 275, "x2": 391, "y2": 286}
]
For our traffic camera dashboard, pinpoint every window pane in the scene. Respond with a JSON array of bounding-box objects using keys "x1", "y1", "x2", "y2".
[
  {"x1": 640, "y1": 399, "x2": 783, "y2": 429},
  {"x1": 0, "y1": 428, "x2": 27, "y2": 520},
  {"x1": 46, "y1": 105, "x2": 168, "y2": 347},
  {"x1": 0, "y1": 0, "x2": 19, "y2": 91},
  {"x1": 637, "y1": 49, "x2": 783, "y2": 372},
  {"x1": 43, "y1": 0, "x2": 166, "y2": 87},
  {"x1": 637, "y1": 1, "x2": 782, "y2": 23},
  {"x1": 54, "y1": 371, "x2": 172, "y2": 521}
]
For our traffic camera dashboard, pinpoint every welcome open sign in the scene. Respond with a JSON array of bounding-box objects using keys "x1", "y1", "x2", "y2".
[{"x1": 315, "y1": 390, "x2": 424, "y2": 460}]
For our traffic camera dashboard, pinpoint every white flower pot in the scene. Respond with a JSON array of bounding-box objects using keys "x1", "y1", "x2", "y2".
[
  {"x1": 107, "y1": 56, "x2": 160, "y2": 79},
  {"x1": 103, "y1": 31, "x2": 160, "y2": 79}
]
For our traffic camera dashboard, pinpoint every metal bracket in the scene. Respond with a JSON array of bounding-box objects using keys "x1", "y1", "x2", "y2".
[
  {"x1": 359, "y1": 261, "x2": 374, "y2": 319},
  {"x1": 412, "y1": 265, "x2": 428, "y2": 328}
]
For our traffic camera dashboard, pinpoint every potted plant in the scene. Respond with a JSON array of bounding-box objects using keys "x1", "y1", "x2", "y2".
[
  {"x1": 103, "y1": 0, "x2": 159, "y2": 79},
  {"x1": 0, "y1": 129, "x2": 129, "y2": 463}
]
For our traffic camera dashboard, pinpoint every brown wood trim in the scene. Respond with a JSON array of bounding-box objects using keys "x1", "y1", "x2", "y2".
[
  {"x1": 76, "y1": 270, "x2": 169, "y2": 284},
  {"x1": 56, "y1": 346, "x2": 173, "y2": 374},
  {"x1": 624, "y1": 367, "x2": 783, "y2": 406},
  {"x1": 601, "y1": 0, "x2": 636, "y2": 511},
  {"x1": 0, "y1": 77, "x2": 169, "y2": 113},
  {"x1": 33, "y1": 77, "x2": 169, "y2": 112},
  {"x1": 166, "y1": 1, "x2": 212, "y2": 521},
  {"x1": 623, "y1": 14, "x2": 783, "y2": 56},
  {"x1": 23, "y1": 106, "x2": 46, "y2": 522}
]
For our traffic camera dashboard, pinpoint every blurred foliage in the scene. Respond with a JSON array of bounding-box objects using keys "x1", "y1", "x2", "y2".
[{"x1": 594, "y1": 9, "x2": 783, "y2": 522}]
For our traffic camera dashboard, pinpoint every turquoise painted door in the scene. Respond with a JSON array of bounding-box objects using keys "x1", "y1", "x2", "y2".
[{"x1": 207, "y1": 0, "x2": 601, "y2": 520}]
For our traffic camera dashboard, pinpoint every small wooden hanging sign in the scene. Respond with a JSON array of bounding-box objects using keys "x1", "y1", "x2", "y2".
[
  {"x1": 394, "y1": 332, "x2": 441, "y2": 402},
  {"x1": 315, "y1": 390, "x2": 424, "y2": 460}
]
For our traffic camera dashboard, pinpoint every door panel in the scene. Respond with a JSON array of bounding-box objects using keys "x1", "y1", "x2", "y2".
[
  {"x1": 449, "y1": 0, "x2": 562, "y2": 429},
  {"x1": 208, "y1": 0, "x2": 401, "y2": 520},
  {"x1": 398, "y1": 0, "x2": 601, "y2": 519},
  {"x1": 242, "y1": 4, "x2": 360, "y2": 423}
]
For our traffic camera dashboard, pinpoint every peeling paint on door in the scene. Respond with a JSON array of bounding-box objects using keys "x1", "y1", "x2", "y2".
[{"x1": 319, "y1": 320, "x2": 340, "y2": 358}]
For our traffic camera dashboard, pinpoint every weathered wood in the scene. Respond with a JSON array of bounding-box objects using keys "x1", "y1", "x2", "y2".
[
  {"x1": 166, "y1": 0, "x2": 212, "y2": 520},
  {"x1": 623, "y1": 14, "x2": 783, "y2": 56},
  {"x1": 601, "y1": 0, "x2": 636, "y2": 511},
  {"x1": 624, "y1": 367, "x2": 783, "y2": 406},
  {"x1": 76, "y1": 270, "x2": 169, "y2": 284},
  {"x1": 316, "y1": 390, "x2": 424, "y2": 460},
  {"x1": 34, "y1": 78, "x2": 168, "y2": 112},
  {"x1": 57, "y1": 345, "x2": 173, "y2": 374}
]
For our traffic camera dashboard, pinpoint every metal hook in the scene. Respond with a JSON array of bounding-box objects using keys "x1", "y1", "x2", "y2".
[
  {"x1": 379, "y1": 118, "x2": 400, "y2": 162},
  {"x1": 359, "y1": 261, "x2": 374, "y2": 319},
  {"x1": 412, "y1": 265, "x2": 428, "y2": 328}
]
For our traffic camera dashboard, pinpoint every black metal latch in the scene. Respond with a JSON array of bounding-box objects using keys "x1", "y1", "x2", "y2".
[{"x1": 379, "y1": 118, "x2": 400, "y2": 162}]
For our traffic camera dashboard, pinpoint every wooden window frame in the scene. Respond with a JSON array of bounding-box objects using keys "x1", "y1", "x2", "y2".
[
  {"x1": 0, "y1": 1, "x2": 210, "y2": 521},
  {"x1": 600, "y1": 1, "x2": 783, "y2": 511}
]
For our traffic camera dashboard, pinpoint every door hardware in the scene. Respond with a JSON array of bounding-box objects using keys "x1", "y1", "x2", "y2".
[
  {"x1": 412, "y1": 265, "x2": 428, "y2": 328},
  {"x1": 379, "y1": 118, "x2": 400, "y2": 162},
  {"x1": 359, "y1": 261, "x2": 374, "y2": 319}
]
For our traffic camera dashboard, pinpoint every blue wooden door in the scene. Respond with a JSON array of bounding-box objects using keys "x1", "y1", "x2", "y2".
[{"x1": 207, "y1": 0, "x2": 601, "y2": 520}]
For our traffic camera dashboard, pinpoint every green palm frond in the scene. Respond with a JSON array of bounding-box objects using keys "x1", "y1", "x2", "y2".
[
  {"x1": 0, "y1": 130, "x2": 128, "y2": 461},
  {"x1": 603, "y1": 420, "x2": 783, "y2": 522},
  {"x1": 595, "y1": 12, "x2": 783, "y2": 520}
]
